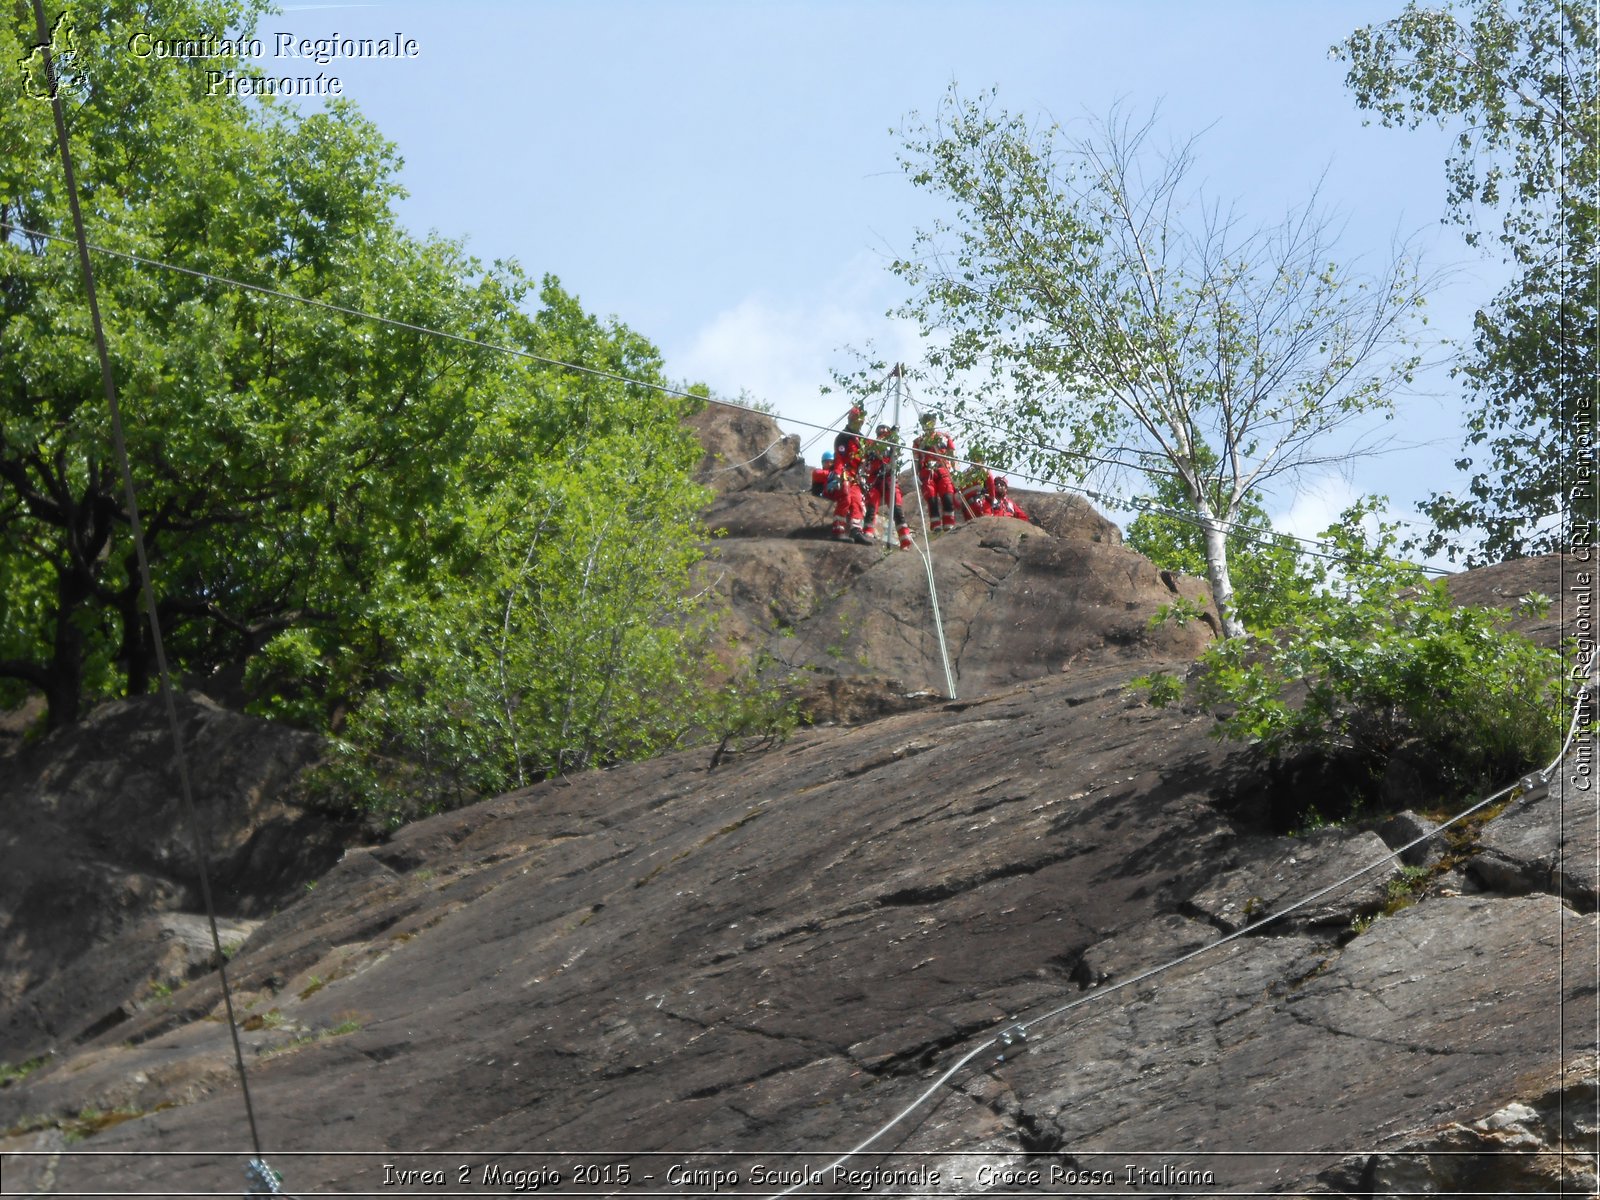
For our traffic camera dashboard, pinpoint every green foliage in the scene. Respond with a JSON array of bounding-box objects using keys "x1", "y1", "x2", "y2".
[
  {"x1": 59, "y1": 1104, "x2": 147, "y2": 1143},
  {"x1": 1126, "y1": 669, "x2": 1185, "y2": 708},
  {"x1": 1147, "y1": 597, "x2": 1208, "y2": 630},
  {"x1": 0, "y1": 1, "x2": 795, "y2": 821},
  {"x1": 1292, "y1": 806, "x2": 1338, "y2": 837},
  {"x1": 0, "y1": 1056, "x2": 47, "y2": 1087},
  {"x1": 1336, "y1": 0, "x2": 1591, "y2": 251},
  {"x1": 258, "y1": 1016, "x2": 363, "y2": 1059},
  {"x1": 1384, "y1": 864, "x2": 1433, "y2": 914},
  {"x1": 2, "y1": 0, "x2": 515, "y2": 725},
  {"x1": 244, "y1": 628, "x2": 331, "y2": 730},
  {"x1": 1417, "y1": 212, "x2": 1596, "y2": 563},
  {"x1": 1336, "y1": 1, "x2": 1597, "y2": 564},
  {"x1": 702, "y1": 655, "x2": 804, "y2": 769},
  {"x1": 1128, "y1": 448, "x2": 1318, "y2": 633},
  {"x1": 891, "y1": 88, "x2": 1427, "y2": 637},
  {"x1": 342, "y1": 378, "x2": 724, "y2": 799},
  {"x1": 1189, "y1": 501, "x2": 1565, "y2": 799}
]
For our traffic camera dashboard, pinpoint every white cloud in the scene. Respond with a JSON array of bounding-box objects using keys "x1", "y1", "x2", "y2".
[
  {"x1": 1270, "y1": 474, "x2": 1367, "y2": 547},
  {"x1": 1269, "y1": 474, "x2": 1460, "y2": 573},
  {"x1": 668, "y1": 255, "x2": 926, "y2": 460}
]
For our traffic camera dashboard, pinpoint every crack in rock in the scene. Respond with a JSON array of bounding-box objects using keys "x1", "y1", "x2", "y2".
[{"x1": 875, "y1": 846, "x2": 1090, "y2": 907}]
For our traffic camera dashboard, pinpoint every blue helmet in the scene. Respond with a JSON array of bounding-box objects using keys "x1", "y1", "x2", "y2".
[{"x1": 821, "y1": 452, "x2": 834, "y2": 464}]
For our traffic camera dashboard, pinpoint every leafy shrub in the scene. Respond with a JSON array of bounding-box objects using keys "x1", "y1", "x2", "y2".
[
  {"x1": 1126, "y1": 670, "x2": 1185, "y2": 708},
  {"x1": 1147, "y1": 597, "x2": 1208, "y2": 630},
  {"x1": 1188, "y1": 502, "x2": 1565, "y2": 803},
  {"x1": 245, "y1": 628, "x2": 334, "y2": 729},
  {"x1": 702, "y1": 654, "x2": 805, "y2": 768},
  {"x1": 1127, "y1": 448, "x2": 1318, "y2": 634}
]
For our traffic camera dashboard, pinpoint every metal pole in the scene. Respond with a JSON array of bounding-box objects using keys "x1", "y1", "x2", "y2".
[{"x1": 895, "y1": 367, "x2": 957, "y2": 700}]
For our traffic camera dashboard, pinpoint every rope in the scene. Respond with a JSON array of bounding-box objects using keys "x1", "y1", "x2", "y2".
[
  {"x1": 1, "y1": 219, "x2": 1455, "y2": 578},
  {"x1": 7, "y1": 186, "x2": 1572, "y2": 1196},
  {"x1": 709, "y1": 432, "x2": 797, "y2": 478},
  {"x1": 27, "y1": 10, "x2": 279, "y2": 1194},
  {"x1": 893, "y1": 369, "x2": 957, "y2": 700},
  {"x1": 896, "y1": 380, "x2": 1454, "y2": 577},
  {"x1": 764, "y1": 685, "x2": 1594, "y2": 1198},
  {"x1": 8, "y1": 64, "x2": 1561, "y2": 1200}
]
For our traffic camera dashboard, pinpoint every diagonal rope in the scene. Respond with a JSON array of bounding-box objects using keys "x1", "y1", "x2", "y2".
[
  {"x1": 893, "y1": 368, "x2": 957, "y2": 699},
  {"x1": 27, "y1": 0, "x2": 271, "y2": 1183},
  {"x1": 765, "y1": 686, "x2": 1594, "y2": 1198},
  {"x1": 0, "y1": 218, "x2": 1460, "y2": 576}
]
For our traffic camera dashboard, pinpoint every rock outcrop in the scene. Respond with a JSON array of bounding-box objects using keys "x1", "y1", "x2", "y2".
[
  {"x1": 0, "y1": 694, "x2": 357, "y2": 1063},
  {"x1": 1, "y1": 406, "x2": 1593, "y2": 1198},
  {"x1": 696, "y1": 407, "x2": 1215, "y2": 702}
]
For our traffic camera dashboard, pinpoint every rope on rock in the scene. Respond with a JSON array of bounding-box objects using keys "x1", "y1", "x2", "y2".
[
  {"x1": 894, "y1": 372, "x2": 957, "y2": 699},
  {"x1": 763, "y1": 683, "x2": 1595, "y2": 1198},
  {"x1": 879, "y1": 368, "x2": 957, "y2": 700},
  {"x1": 28, "y1": 6, "x2": 279, "y2": 1194}
]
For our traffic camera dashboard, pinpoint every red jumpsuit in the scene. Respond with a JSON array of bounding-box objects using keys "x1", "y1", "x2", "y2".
[
  {"x1": 830, "y1": 431, "x2": 868, "y2": 541},
  {"x1": 913, "y1": 428, "x2": 958, "y2": 531},
  {"x1": 957, "y1": 464, "x2": 995, "y2": 521},
  {"x1": 991, "y1": 478, "x2": 1029, "y2": 521},
  {"x1": 862, "y1": 450, "x2": 913, "y2": 550}
]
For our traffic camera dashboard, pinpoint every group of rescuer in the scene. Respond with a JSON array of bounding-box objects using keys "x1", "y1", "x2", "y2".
[{"x1": 809, "y1": 407, "x2": 1029, "y2": 546}]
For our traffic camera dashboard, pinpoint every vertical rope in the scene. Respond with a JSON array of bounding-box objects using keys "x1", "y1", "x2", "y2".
[
  {"x1": 29, "y1": 0, "x2": 268, "y2": 1167},
  {"x1": 898, "y1": 372, "x2": 957, "y2": 699}
]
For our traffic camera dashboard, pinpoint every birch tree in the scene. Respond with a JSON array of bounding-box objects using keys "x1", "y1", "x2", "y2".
[{"x1": 893, "y1": 91, "x2": 1430, "y2": 637}]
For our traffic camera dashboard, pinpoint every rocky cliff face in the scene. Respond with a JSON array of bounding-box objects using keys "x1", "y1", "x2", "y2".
[
  {"x1": 0, "y1": 694, "x2": 358, "y2": 1064},
  {"x1": 1, "y1": 406, "x2": 1593, "y2": 1198},
  {"x1": 693, "y1": 410, "x2": 1216, "y2": 707}
]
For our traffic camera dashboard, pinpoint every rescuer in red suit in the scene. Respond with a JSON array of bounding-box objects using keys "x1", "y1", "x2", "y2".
[
  {"x1": 990, "y1": 475, "x2": 1029, "y2": 521},
  {"x1": 957, "y1": 452, "x2": 996, "y2": 521},
  {"x1": 912, "y1": 412, "x2": 958, "y2": 532},
  {"x1": 811, "y1": 451, "x2": 835, "y2": 497},
  {"x1": 862, "y1": 424, "x2": 913, "y2": 550},
  {"x1": 830, "y1": 408, "x2": 870, "y2": 543}
]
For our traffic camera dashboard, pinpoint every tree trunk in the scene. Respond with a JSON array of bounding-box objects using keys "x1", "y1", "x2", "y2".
[
  {"x1": 119, "y1": 589, "x2": 152, "y2": 697},
  {"x1": 1199, "y1": 514, "x2": 1245, "y2": 640},
  {"x1": 45, "y1": 572, "x2": 89, "y2": 729},
  {"x1": 1177, "y1": 466, "x2": 1246, "y2": 641}
]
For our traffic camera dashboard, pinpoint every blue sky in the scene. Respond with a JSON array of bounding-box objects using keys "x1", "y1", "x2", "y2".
[{"x1": 258, "y1": 1, "x2": 1512, "y2": 547}]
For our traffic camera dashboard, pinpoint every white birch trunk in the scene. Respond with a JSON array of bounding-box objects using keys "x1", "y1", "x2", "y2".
[{"x1": 1199, "y1": 512, "x2": 1245, "y2": 639}]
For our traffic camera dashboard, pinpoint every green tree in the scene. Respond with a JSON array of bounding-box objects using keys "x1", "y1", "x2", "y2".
[
  {"x1": 891, "y1": 91, "x2": 1428, "y2": 638},
  {"x1": 1336, "y1": 0, "x2": 1597, "y2": 563},
  {"x1": 0, "y1": 0, "x2": 740, "y2": 803},
  {"x1": 1, "y1": 0, "x2": 458, "y2": 724},
  {"x1": 1183, "y1": 502, "x2": 1564, "y2": 807},
  {"x1": 317, "y1": 365, "x2": 720, "y2": 798},
  {"x1": 1125, "y1": 450, "x2": 1315, "y2": 634}
]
